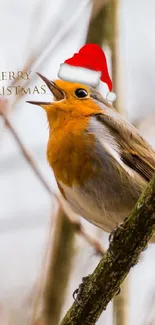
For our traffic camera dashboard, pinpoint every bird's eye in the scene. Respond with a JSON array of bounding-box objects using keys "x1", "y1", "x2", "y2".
[{"x1": 75, "y1": 88, "x2": 88, "y2": 98}]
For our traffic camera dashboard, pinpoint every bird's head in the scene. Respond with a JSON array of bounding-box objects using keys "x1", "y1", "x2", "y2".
[{"x1": 27, "y1": 73, "x2": 112, "y2": 129}]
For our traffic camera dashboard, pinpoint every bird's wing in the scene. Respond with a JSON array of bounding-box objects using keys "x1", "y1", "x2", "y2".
[{"x1": 94, "y1": 109, "x2": 155, "y2": 182}]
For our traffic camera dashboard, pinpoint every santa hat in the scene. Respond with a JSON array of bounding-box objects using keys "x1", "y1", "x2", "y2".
[{"x1": 58, "y1": 43, "x2": 116, "y2": 102}]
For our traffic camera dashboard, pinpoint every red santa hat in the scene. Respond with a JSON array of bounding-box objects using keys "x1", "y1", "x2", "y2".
[{"x1": 58, "y1": 43, "x2": 116, "y2": 102}]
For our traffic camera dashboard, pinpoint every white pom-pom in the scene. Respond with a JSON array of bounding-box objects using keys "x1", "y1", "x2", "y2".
[{"x1": 106, "y1": 91, "x2": 117, "y2": 102}]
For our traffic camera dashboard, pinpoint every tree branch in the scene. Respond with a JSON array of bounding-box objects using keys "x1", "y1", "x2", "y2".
[
  {"x1": 61, "y1": 173, "x2": 155, "y2": 325},
  {"x1": 42, "y1": 208, "x2": 75, "y2": 325},
  {"x1": 31, "y1": 208, "x2": 75, "y2": 325},
  {"x1": 113, "y1": 277, "x2": 128, "y2": 325},
  {"x1": 86, "y1": 3, "x2": 106, "y2": 46}
]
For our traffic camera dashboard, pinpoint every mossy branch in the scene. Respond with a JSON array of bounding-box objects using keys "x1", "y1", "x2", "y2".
[{"x1": 61, "y1": 173, "x2": 155, "y2": 325}]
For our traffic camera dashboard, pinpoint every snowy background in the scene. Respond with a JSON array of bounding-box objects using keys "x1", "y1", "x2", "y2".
[{"x1": 0, "y1": 0, "x2": 155, "y2": 324}]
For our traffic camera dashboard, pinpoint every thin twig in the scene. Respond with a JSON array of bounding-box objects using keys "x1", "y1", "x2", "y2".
[
  {"x1": 1, "y1": 105, "x2": 53, "y2": 197},
  {"x1": 10, "y1": 1, "x2": 45, "y2": 89},
  {"x1": 11, "y1": 0, "x2": 91, "y2": 108}
]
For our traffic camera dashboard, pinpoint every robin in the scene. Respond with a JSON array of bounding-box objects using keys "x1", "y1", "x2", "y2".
[{"x1": 27, "y1": 44, "x2": 155, "y2": 239}]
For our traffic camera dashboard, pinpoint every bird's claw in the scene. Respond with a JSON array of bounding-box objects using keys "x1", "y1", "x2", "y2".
[
  {"x1": 73, "y1": 275, "x2": 91, "y2": 305},
  {"x1": 109, "y1": 223, "x2": 124, "y2": 243},
  {"x1": 115, "y1": 287, "x2": 121, "y2": 296},
  {"x1": 73, "y1": 288, "x2": 80, "y2": 303}
]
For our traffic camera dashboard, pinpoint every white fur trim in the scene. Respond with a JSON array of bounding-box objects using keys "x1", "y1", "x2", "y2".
[
  {"x1": 58, "y1": 63, "x2": 101, "y2": 87},
  {"x1": 106, "y1": 91, "x2": 117, "y2": 102}
]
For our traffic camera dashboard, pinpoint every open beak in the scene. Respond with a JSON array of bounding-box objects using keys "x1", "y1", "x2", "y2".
[{"x1": 26, "y1": 72, "x2": 65, "y2": 107}]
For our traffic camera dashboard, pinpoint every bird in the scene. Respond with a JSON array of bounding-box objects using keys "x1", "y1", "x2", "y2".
[{"x1": 27, "y1": 73, "x2": 155, "y2": 240}]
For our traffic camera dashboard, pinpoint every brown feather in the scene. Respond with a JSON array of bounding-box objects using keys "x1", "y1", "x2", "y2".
[{"x1": 95, "y1": 110, "x2": 155, "y2": 182}]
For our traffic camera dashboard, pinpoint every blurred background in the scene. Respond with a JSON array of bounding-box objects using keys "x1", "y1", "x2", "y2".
[{"x1": 0, "y1": 0, "x2": 155, "y2": 324}]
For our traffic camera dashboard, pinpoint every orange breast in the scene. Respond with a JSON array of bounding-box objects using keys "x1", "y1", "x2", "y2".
[{"x1": 47, "y1": 117, "x2": 95, "y2": 186}]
